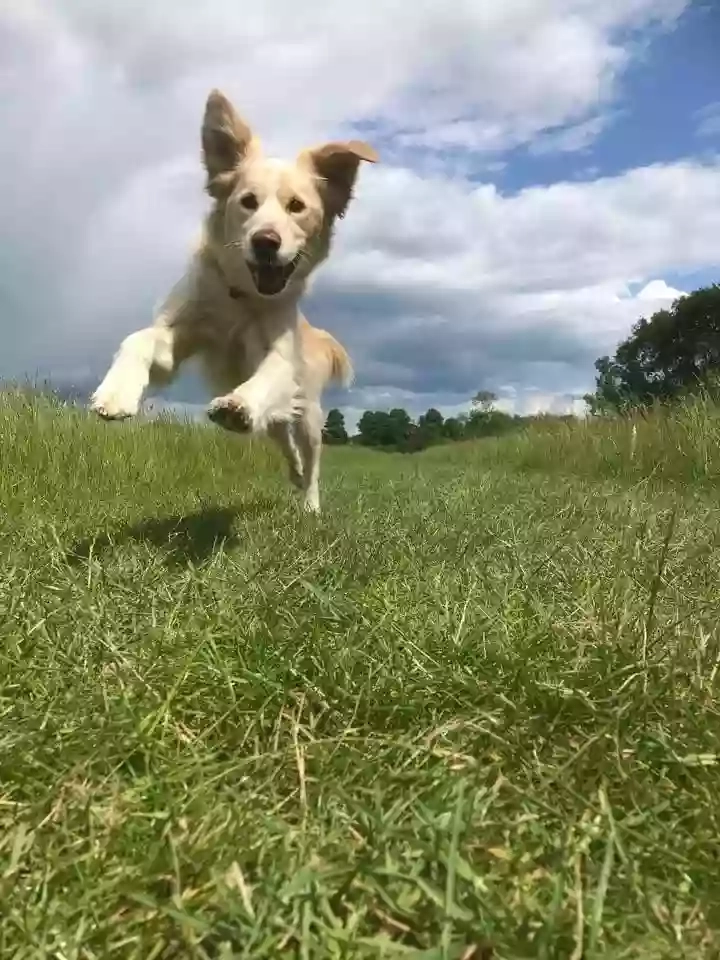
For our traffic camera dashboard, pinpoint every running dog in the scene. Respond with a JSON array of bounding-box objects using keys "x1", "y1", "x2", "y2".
[{"x1": 91, "y1": 89, "x2": 377, "y2": 512}]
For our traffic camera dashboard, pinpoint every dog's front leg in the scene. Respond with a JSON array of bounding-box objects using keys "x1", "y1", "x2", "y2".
[
  {"x1": 207, "y1": 327, "x2": 302, "y2": 434},
  {"x1": 90, "y1": 324, "x2": 185, "y2": 420},
  {"x1": 91, "y1": 272, "x2": 199, "y2": 420}
]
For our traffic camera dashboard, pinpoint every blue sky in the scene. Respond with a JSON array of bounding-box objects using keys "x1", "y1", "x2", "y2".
[
  {"x1": 0, "y1": 0, "x2": 718, "y2": 426},
  {"x1": 346, "y1": 4, "x2": 719, "y2": 187},
  {"x1": 508, "y1": 4, "x2": 719, "y2": 188}
]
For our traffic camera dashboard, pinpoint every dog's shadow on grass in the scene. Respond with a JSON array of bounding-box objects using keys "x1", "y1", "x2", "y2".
[{"x1": 67, "y1": 500, "x2": 274, "y2": 568}]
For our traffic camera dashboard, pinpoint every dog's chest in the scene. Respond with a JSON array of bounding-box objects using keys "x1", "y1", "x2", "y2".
[{"x1": 197, "y1": 297, "x2": 265, "y2": 393}]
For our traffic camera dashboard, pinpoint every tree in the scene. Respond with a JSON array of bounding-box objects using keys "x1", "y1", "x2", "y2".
[
  {"x1": 420, "y1": 408, "x2": 444, "y2": 428},
  {"x1": 357, "y1": 408, "x2": 413, "y2": 448},
  {"x1": 443, "y1": 416, "x2": 464, "y2": 441},
  {"x1": 467, "y1": 389, "x2": 515, "y2": 437},
  {"x1": 387, "y1": 408, "x2": 414, "y2": 447},
  {"x1": 416, "y1": 407, "x2": 445, "y2": 447},
  {"x1": 583, "y1": 356, "x2": 635, "y2": 415},
  {"x1": 357, "y1": 411, "x2": 383, "y2": 446},
  {"x1": 323, "y1": 408, "x2": 348, "y2": 444},
  {"x1": 466, "y1": 408, "x2": 516, "y2": 438},
  {"x1": 471, "y1": 390, "x2": 497, "y2": 412},
  {"x1": 586, "y1": 284, "x2": 720, "y2": 413}
]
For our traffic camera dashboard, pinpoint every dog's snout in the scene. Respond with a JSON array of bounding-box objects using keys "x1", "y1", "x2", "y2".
[{"x1": 251, "y1": 228, "x2": 282, "y2": 261}]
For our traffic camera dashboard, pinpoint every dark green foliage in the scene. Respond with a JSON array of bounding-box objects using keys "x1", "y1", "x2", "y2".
[
  {"x1": 323, "y1": 407, "x2": 349, "y2": 444},
  {"x1": 415, "y1": 407, "x2": 445, "y2": 448},
  {"x1": 355, "y1": 400, "x2": 530, "y2": 452},
  {"x1": 465, "y1": 408, "x2": 519, "y2": 438},
  {"x1": 357, "y1": 407, "x2": 414, "y2": 449},
  {"x1": 586, "y1": 283, "x2": 720, "y2": 413},
  {"x1": 442, "y1": 416, "x2": 464, "y2": 441}
]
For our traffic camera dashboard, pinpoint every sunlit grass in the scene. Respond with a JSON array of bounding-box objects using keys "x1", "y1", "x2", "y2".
[{"x1": 1, "y1": 391, "x2": 719, "y2": 958}]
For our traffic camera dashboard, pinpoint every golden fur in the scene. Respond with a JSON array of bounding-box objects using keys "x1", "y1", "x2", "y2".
[{"x1": 91, "y1": 89, "x2": 376, "y2": 512}]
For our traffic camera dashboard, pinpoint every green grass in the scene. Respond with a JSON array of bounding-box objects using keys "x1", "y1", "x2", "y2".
[{"x1": 2, "y1": 390, "x2": 720, "y2": 958}]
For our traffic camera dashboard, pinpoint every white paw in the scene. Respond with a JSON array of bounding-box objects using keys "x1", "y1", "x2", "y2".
[
  {"x1": 303, "y1": 495, "x2": 320, "y2": 514},
  {"x1": 207, "y1": 393, "x2": 255, "y2": 433},
  {"x1": 90, "y1": 384, "x2": 140, "y2": 420}
]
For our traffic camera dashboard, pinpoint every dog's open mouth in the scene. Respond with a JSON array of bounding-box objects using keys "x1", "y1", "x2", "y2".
[{"x1": 248, "y1": 254, "x2": 301, "y2": 296}]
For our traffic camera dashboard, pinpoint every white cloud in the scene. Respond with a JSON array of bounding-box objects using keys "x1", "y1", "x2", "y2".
[
  {"x1": 313, "y1": 159, "x2": 720, "y2": 395},
  {"x1": 17, "y1": 0, "x2": 685, "y2": 148},
  {"x1": 1, "y1": 0, "x2": 714, "y2": 422},
  {"x1": 328, "y1": 161, "x2": 720, "y2": 296},
  {"x1": 635, "y1": 279, "x2": 686, "y2": 302}
]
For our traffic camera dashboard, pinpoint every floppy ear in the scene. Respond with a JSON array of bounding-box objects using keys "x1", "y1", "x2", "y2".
[
  {"x1": 201, "y1": 89, "x2": 254, "y2": 198},
  {"x1": 303, "y1": 140, "x2": 378, "y2": 219}
]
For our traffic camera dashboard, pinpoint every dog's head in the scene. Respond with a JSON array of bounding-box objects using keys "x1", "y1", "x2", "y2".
[{"x1": 202, "y1": 90, "x2": 377, "y2": 299}]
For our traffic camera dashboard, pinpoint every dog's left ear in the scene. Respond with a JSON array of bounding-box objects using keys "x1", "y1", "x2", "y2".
[{"x1": 302, "y1": 140, "x2": 378, "y2": 219}]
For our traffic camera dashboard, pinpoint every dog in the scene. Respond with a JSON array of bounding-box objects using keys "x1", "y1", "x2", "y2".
[{"x1": 90, "y1": 89, "x2": 377, "y2": 512}]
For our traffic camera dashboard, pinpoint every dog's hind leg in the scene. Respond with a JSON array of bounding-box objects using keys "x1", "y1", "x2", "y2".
[
  {"x1": 268, "y1": 421, "x2": 304, "y2": 490},
  {"x1": 295, "y1": 402, "x2": 324, "y2": 513}
]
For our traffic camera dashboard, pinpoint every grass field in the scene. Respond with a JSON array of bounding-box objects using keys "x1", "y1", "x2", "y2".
[{"x1": 2, "y1": 391, "x2": 720, "y2": 959}]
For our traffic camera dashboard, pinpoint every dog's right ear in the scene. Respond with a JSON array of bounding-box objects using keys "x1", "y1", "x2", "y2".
[{"x1": 201, "y1": 90, "x2": 254, "y2": 198}]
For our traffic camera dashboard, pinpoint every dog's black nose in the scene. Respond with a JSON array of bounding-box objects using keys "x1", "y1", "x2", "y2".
[{"x1": 251, "y1": 229, "x2": 282, "y2": 261}]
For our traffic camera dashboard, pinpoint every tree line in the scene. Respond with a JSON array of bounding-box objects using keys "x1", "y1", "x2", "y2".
[{"x1": 323, "y1": 390, "x2": 575, "y2": 452}]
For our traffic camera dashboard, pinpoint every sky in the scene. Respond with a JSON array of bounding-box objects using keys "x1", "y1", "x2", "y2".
[{"x1": 1, "y1": 0, "x2": 719, "y2": 428}]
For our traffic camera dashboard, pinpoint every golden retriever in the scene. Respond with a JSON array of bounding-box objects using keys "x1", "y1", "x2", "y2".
[{"x1": 91, "y1": 89, "x2": 377, "y2": 512}]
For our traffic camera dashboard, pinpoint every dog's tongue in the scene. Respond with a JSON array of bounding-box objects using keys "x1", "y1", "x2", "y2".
[{"x1": 252, "y1": 262, "x2": 290, "y2": 296}]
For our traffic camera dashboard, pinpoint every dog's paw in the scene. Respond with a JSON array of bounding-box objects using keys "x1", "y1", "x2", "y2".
[
  {"x1": 90, "y1": 386, "x2": 139, "y2": 420},
  {"x1": 207, "y1": 394, "x2": 253, "y2": 433}
]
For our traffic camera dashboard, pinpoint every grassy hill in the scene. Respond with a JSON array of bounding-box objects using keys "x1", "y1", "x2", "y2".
[{"x1": 2, "y1": 391, "x2": 719, "y2": 958}]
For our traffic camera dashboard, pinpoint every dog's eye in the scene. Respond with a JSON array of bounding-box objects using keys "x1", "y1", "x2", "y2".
[
  {"x1": 287, "y1": 196, "x2": 306, "y2": 214},
  {"x1": 240, "y1": 193, "x2": 258, "y2": 211}
]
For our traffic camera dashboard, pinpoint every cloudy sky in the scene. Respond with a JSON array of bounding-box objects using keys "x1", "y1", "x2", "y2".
[{"x1": 1, "y1": 1, "x2": 719, "y2": 426}]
